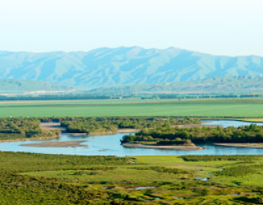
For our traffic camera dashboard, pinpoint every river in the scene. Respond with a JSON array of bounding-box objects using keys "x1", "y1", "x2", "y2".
[{"x1": 1, "y1": 120, "x2": 263, "y2": 156}]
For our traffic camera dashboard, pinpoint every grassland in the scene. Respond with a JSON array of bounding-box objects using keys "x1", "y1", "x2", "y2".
[
  {"x1": 1, "y1": 152, "x2": 263, "y2": 204},
  {"x1": 1, "y1": 98, "x2": 263, "y2": 118}
]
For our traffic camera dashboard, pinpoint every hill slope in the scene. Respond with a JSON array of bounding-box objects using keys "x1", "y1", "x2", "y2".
[
  {"x1": 90, "y1": 76, "x2": 263, "y2": 94},
  {"x1": 1, "y1": 47, "x2": 263, "y2": 89},
  {"x1": 0, "y1": 79, "x2": 74, "y2": 94}
]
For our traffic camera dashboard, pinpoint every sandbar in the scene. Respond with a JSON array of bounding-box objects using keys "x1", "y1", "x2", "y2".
[
  {"x1": 20, "y1": 140, "x2": 88, "y2": 148},
  {"x1": 122, "y1": 143, "x2": 204, "y2": 151},
  {"x1": 214, "y1": 143, "x2": 263, "y2": 149}
]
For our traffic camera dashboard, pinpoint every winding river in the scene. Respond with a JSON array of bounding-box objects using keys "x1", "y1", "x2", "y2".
[{"x1": 1, "y1": 120, "x2": 263, "y2": 156}]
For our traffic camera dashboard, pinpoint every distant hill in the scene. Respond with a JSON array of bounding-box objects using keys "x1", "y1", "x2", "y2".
[
  {"x1": 90, "y1": 76, "x2": 263, "y2": 94},
  {"x1": 1, "y1": 47, "x2": 263, "y2": 89},
  {"x1": 0, "y1": 79, "x2": 74, "y2": 94}
]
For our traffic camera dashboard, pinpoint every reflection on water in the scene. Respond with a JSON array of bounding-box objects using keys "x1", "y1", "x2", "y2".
[
  {"x1": 1, "y1": 120, "x2": 263, "y2": 156},
  {"x1": 195, "y1": 177, "x2": 209, "y2": 182},
  {"x1": 135, "y1": 187, "x2": 155, "y2": 190},
  {"x1": 201, "y1": 120, "x2": 263, "y2": 128}
]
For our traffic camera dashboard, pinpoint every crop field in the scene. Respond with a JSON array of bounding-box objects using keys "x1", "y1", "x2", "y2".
[
  {"x1": 1, "y1": 98, "x2": 263, "y2": 118},
  {"x1": 1, "y1": 152, "x2": 263, "y2": 204}
]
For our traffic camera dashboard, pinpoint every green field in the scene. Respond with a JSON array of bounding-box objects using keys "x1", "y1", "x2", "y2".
[
  {"x1": 1, "y1": 98, "x2": 263, "y2": 118},
  {"x1": 1, "y1": 152, "x2": 263, "y2": 204}
]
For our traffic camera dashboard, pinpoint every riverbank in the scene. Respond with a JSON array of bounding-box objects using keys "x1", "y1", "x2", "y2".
[
  {"x1": 40, "y1": 122, "x2": 220, "y2": 136},
  {"x1": 40, "y1": 122, "x2": 140, "y2": 135},
  {"x1": 20, "y1": 140, "x2": 88, "y2": 148},
  {"x1": 122, "y1": 143, "x2": 204, "y2": 151},
  {"x1": 214, "y1": 143, "x2": 263, "y2": 149},
  {"x1": 0, "y1": 135, "x2": 59, "y2": 143}
]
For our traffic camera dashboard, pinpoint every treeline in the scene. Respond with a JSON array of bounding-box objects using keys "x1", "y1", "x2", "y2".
[
  {"x1": 0, "y1": 118, "x2": 60, "y2": 140},
  {"x1": 60, "y1": 117, "x2": 200, "y2": 135},
  {"x1": 0, "y1": 116, "x2": 200, "y2": 140},
  {"x1": 0, "y1": 93, "x2": 114, "y2": 101},
  {"x1": 122, "y1": 123, "x2": 263, "y2": 144},
  {"x1": 150, "y1": 93, "x2": 263, "y2": 100},
  {"x1": 1, "y1": 92, "x2": 263, "y2": 101},
  {"x1": 61, "y1": 119, "x2": 118, "y2": 134}
]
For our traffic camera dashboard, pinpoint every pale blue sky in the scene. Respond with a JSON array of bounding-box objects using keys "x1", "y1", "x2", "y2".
[{"x1": 0, "y1": 0, "x2": 262, "y2": 56}]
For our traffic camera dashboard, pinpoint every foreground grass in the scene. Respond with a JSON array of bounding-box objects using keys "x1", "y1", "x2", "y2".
[
  {"x1": 1, "y1": 152, "x2": 263, "y2": 204},
  {"x1": 1, "y1": 98, "x2": 263, "y2": 117}
]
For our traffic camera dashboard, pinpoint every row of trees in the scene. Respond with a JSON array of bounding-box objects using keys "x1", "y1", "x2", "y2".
[
  {"x1": 122, "y1": 123, "x2": 263, "y2": 144},
  {"x1": 0, "y1": 118, "x2": 60, "y2": 139},
  {"x1": 60, "y1": 117, "x2": 201, "y2": 134}
]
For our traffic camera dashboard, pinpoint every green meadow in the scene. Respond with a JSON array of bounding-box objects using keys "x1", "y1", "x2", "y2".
[
  {"x1": 1, "y1": 152, "x2": 263, "y2": 204},
  {"x1": 1, "y1": 98, "x2": 263, "y2": 118}
]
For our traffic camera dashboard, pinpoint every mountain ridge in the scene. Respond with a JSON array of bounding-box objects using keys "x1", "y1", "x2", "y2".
[
  {"x1": 1, "y1": 47, "x2": 263, "y2": 90},
  {"x1": 0, "y1": 79, "x2": 74, "y2": 94},
  {"x1": 90, "y1": 76, "x2": 263, "y2": 94}
]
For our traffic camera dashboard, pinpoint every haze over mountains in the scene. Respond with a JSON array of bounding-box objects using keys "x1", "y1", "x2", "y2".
[
  {"x1": 0, "y1": 79, "x2": 73, "y2": 94},
  {"x1": 1, "y1": 47, "x2": 263, "y2": 90},
  {"x1": 91, "y1": 76, "x2": 263, "y2": 94}
]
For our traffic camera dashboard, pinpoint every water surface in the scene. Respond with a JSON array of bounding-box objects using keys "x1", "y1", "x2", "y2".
[
  {"x1": 202, "y1": 120, "x2": 263, "y2": 128},
  {"x1": 1, "y1": 120, "x2": 263, "y2": 156}
]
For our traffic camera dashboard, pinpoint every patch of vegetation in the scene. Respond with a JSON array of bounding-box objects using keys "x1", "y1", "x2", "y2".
[
  {"x1": 0, "y1": 152, "x2": 132, "y2": 172},
  {"x1": 0, "y1": 118, "x2": 60, "y2": 141},
  {"x1": 60, "y1": 117, "x2": 200, "y2": 134},
  {"x1": 1, "y1": 152, "x2": 263, "y2": 204},
  {"x1": 122, "y1": 123, "x2": 263, "y2": 145},
  {"x1": 131, "y1": 166, "x2": 194, "y2": 175},
  {"x1": 1, "y1": 98, "x2": 263, "y2": 117},
  {"x1": 181, "y1": 155, "x2": 263, "y2": 162},
  {"x1": 215, "y1": 165, "x2": 261, "y2": 177}
]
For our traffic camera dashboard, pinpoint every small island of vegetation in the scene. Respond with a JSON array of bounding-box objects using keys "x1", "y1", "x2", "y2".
[{"x1": 121, "y1": 123, "x2": 263, "y2": 149}]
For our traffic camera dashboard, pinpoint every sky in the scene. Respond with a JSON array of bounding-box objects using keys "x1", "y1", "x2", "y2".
[{"x1": 0, "y1": 0, "x2": 263, "y2": 56}]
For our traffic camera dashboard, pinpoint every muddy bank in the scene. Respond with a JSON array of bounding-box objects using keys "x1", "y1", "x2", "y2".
[
  {"x1": 20, "y1": 140, "x2": 88, "y2": 148},
  {"x1": 214, "y1": 143, "x2": 263, "y2": 149},
  {"x1": 122, "y1": 143, "x2": 204, "y2": 151}
]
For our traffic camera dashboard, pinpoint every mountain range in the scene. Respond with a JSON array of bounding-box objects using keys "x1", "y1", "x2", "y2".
[
  {"x1": 0, "y1": 79, "x2": 73, "y2": 94},
  {"x1": 1, "y1": 47, "x2": 263, "y2": 90},
  {"x1": 90, "y1": 76, "x2": 263, "y2": 94}
]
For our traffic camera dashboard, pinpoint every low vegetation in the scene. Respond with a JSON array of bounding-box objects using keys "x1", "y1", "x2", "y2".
[
  {"x1": 122, "y1": 123, "x2": 263, "y2": 146},
  {"x1": 60, "y1": 117, "x2": 200, "y2": 134},
  {"x1": 0, "y1": 118, "x2": 60, "y2": 141},
  {"x1": 1, "y1": 98, "x2": 263, "y2": 118},
  {"x1": 0, "y1": 153, "x2": 263, "y2": 204},
  {"x1": 1, "y1": 116, "x2": 263, "y2": 203}
]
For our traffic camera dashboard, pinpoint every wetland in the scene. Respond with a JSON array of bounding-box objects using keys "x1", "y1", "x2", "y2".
[{"x1": 1, "y1": 120, "x2": 263, "y2": 156}]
